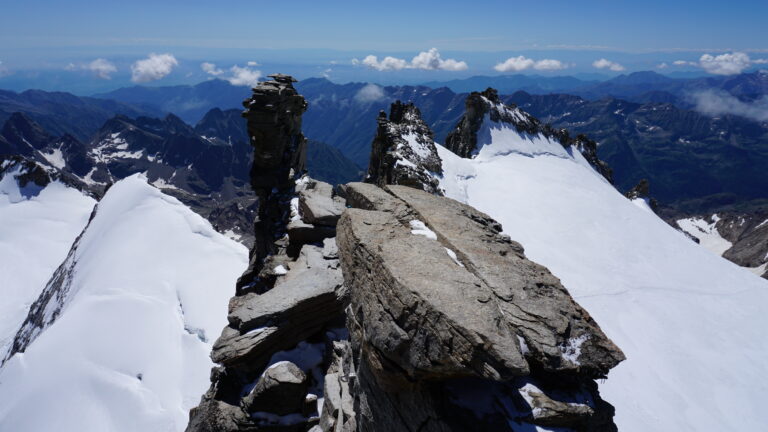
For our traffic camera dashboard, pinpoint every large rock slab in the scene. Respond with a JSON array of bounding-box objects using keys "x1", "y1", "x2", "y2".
[
  {"x1": 338, "y1": 207, "x2": 528, "y2": 380},
  {"x1": 212, "y1": 245, "x2": 346, "y2": 371},
  {"x1": 338, "y1": 183, "x2": 623, "y2": 380},
  {"x1": 385, "y1": 185, "x2": 624, "y2": 377},
  {"x1": 298, "y1": 179, "x2": 346, "y2": 226}
]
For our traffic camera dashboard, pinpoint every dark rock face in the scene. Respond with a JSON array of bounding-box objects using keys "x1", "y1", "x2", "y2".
[
  {"x1": 0, "y1": 112, "x2": 54, "y2": 155},
  {"x1": 366, "y1": 101, "x2": 443, "y2": 195},
  {"x1": 673, "y1": 211, "x2": 768, "y2": 279},
  {"x1": 444, "y1": 88, "x2": 613, "y2": 182},
  {"x1": 716, "y1": 213, "x2": 768, "y2": 279},
  {"x1": 237, "y1": 75, "x2": 309, "y2": 293},
  {"x1": 335, "y1": 182, "x2": 624, "y2": 431},
  {"x1": 625, "y1": 179, "x2": 659, "y2": 211}
]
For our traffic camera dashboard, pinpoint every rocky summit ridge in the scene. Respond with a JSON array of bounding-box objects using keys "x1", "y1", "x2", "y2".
[
  {"x1": 445, "y1": 88, "x2": 613, "y2": 182},
  {"x1": 186, "y1": 75, "x2": 624, "y2": 431}
]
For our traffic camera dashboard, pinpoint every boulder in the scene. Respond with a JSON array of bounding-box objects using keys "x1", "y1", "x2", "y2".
[
  {"x1": 298, "y1": 180, "x2": 346, "y2": 226},
  {"x1": 243, "y1": 361, "x2": 308, "y2": 415}
]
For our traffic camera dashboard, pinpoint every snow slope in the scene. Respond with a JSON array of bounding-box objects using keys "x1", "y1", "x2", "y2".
[
  {"x1": 0, "y1": 174, "x2": 248, "y2": 432},
  {"x1": 676, "y1": 215, "x2": 733, "y2": 256},
  {"x1": 436, "y1": 118, "x2": 768, "y2": 431},
  {"x1": 0, "y1": 164, "x2": 95, "y2": 353}
]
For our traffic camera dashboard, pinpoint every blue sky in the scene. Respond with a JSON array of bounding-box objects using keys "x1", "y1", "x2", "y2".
[{"x1": 1, "y1": 0, "x2": 767, "y2": 93}]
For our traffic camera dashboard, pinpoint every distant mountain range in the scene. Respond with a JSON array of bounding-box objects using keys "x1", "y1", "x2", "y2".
[
  {"x1": 0, "y1": 108, "x2": 361, "y2": 245},
  {"x1": 423, "y1": 70, "x2": 768, "y2": 106},
  {"x1": 0, "y1": 89, "x2": 160, "y2": 141},
  {"x1": 3, "y1": 71, "x2": 767, "y2": 214}
]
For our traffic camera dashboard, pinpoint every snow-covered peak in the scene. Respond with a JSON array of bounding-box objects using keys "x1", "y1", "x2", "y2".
[
  {"x1": 444, "y1": 88, "x2": 613, "y2": 182},
  {"x1": 0, "y1": 173, "x2": 248, "y2": 432}
]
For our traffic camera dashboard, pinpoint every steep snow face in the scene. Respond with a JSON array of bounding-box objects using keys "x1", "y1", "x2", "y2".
[
  {"x1": 0, "y1": 174, "x2": 248, "y2": 432},
  {"x1": 436, "y1": 122, "x2": 768, "y2": 431},
  {"x1": 676, "y1": 215, "x2": 733, "y2": 256},
  {"x1": 0, "y1": 166, "x2": 95, "y2": 353}
]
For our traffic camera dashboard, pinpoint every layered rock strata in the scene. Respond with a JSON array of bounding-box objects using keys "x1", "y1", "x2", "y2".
[{"x1": 335, "y1": 183, "x2": 624, "y2": 431}]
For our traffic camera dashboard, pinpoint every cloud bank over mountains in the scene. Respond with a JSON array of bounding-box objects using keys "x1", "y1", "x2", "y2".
[
  {"x1": 674, "y1": 52, "x2": 768, "y2": 76},
  {"x1": 691, "y1": 88, "x2": 768, "y2": 122}
]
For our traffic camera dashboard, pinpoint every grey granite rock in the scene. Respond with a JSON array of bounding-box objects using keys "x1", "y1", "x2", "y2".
[
  {"x1": 298, "y1": 179, "x2": 346, "y2": 226},
  {"x1": 335, "y1": 182, "x2": 624, "y2": 431},
  {"x1": 338, "y1": 183, "x2": 624, "y2": 380},
  {"x1": 243, "y1": 361, "x2": 308, "y2": 415}
]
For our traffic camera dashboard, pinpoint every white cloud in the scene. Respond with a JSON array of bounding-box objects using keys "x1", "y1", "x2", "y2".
[
  {"x1": 410, "y1": 48, "x2": 468, "y2": 71},
  {"x1": 360, "y1": 55, "x2": 408, "y2": 71},
  {"x1": 699, "y1": 52, "x2": 751, "y2": 75},
  {"x1": 532, "y1": 58, "x2": 567, "y2": 71},
  {"x1": 200, "y1": 62, "x2": 262, "y2": 86},
  {"x1": 494, "y1": 56, "x2": 567, "y2": 72},
  {"x1": 226, "y1": 65, "x2": 261, "y2": 87},
  {"x1": 673, "y1": 53, "x2": 764, "y2": 75},
  {"x1": 131, "y1": 53, "x2": 178, "y2": 83},
  {"x1": 354, "y1": 48, "x2": 467, "y2": 71},
  {"x1": 64, "y1": 58, "x2": 117, "y2": 79},
  {"x1": 354, "y1": 83, "x2": 385, "y2": 103},
  {"x1": 494, "y1": 56, "x2": 534, "y2": 72},
  {"x1": 87, "y1": 59, "x2": 117, "y2": 79},
  {"x1": 201, "y1": 62, "x2": 224, "y2": 76},
  {"x1": 691, "y1": 89, "x2": 768, "y2": 122},
  {"x1": 247, "y1": 61, "x2": 260, "y2": 67},
  {"x1": 592, "y1": 58, "x2": 625, "y2": 72},
  {"x1": 322, "y1": 68, "x2": 332, "y2": 79},
  {"x1": 657, "y1": 62, "x2": 669, "y2": 69}
]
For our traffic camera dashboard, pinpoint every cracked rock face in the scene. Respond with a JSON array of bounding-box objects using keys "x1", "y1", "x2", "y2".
[
  {"x1": 366, "y1": 101, "x2": 443, "y2": 195},
  {"x1": 336, "y1": 182, "x2": 624, "y2": 431}
]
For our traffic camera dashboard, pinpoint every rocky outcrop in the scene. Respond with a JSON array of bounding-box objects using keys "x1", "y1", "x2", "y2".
[
  {"x1": 445, "y1": 88, "x2": 613, "y2": 182},
  {"x1": 713, "y1": 213, "x2": 768, "y2": 279},
  {"x1": 187, "y1": 76, "x2": 349, "y2": 432},
  {"x1": 335, "y1": 182, "x2": 624, "y2": 431},
  {"x1": 236, "y1": 74, "x2": 309, "y2": 294},
  {"x1": 366, "y1": 101, "x2": 443, "y2": 194},
  {"x1": 625, "y1": 179, "x2": 659, "y2": 211},
  {"x1": 188, "y1": 79, "x2": 624, "y2": 432}
]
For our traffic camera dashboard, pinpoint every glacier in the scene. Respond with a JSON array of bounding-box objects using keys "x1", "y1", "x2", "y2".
[
  {"x1": 0, "y1": 164, "x2": 96, "y2": 353},
  {"x1": 436, "y1": 117, "x2": 768, "y2": 431},
  {"x1": 0, "y1": 174, "x2": 248, "y2": 432}
]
